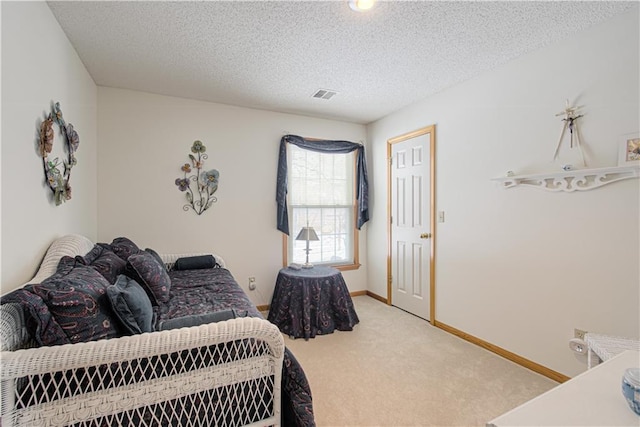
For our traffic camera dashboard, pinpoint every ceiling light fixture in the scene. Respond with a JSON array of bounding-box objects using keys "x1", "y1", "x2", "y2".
[{"x1": 348, "y1": 0, "x2": 375, "y2": 12}]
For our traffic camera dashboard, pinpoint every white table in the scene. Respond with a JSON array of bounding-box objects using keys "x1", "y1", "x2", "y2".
[{"x1": 488, "y1": 350, "x2": 640, "y2": 426}]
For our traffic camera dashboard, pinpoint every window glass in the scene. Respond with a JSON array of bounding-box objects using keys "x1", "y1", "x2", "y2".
[{"x1": 288, "y1": 145, "x2": 355, "y2": 266}]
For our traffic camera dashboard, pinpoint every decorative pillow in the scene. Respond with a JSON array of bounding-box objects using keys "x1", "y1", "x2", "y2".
[
  {"x1": 145, "y1": 248, "x2": 167, "y2": 273},
  {"x1": 57, "y1": 254, "x2": 82, "y2": 271},
  {"x1": 173, "y1": 255, "x2": 218, "y2": 271},
  {"x1": 126, "y1": 251, "x2": 172, "y2": 305},
  {"x1": 0, "y1": 289, "x2": 69, "y2": 346},
  {"x1": 79, "y1": 244, "x2": 100, "y2": 265},
  {"x1": 106, "y1": 275, "x2": 153, "y2": 335},
  {"x1": 79, "y1": 245, "x2": 126, "y2": 284},
  {"x1": 110, "y1": 237, "x2": 141, "y2": 262},
  {"x1": 157, "y1": 309, "x2": 239, "y2": 331},
  {"x1": 25, "y1": 262, "x2": 122, "y2": 345}
]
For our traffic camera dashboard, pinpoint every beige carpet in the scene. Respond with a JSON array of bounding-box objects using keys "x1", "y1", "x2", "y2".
[{"x1": 281, "y1": 296, "x2": 558, "y2": 427}]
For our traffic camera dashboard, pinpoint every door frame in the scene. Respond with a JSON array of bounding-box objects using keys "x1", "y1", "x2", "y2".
[{"x1": 387, "y1": 125, "x2": 436, "y2": 324}]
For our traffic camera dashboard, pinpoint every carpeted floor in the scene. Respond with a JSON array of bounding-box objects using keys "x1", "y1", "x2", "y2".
[{"x1": 281, "y1": 296, "x2": 558, "y2": 426}]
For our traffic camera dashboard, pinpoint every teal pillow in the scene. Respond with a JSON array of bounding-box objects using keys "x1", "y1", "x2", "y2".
[{"x1": 106, "y1": 275, "x2": 153, "y2": 334}]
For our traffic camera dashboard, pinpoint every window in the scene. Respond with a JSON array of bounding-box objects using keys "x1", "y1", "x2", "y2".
[{"x1": 286, "y1": 144, "x2": 358, "y2": 268}]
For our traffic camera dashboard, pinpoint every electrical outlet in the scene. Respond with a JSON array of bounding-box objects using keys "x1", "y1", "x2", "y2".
[
  {"x1": 248, "y1": 277, "x2": 256, "y2": 291},
  {"x1": 574, "y1": 328, "x2": 587, "y2": 340}
]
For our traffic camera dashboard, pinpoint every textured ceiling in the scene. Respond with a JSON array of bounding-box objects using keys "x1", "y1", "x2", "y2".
[{"x1": 47, "y1": 1, "x2": 635, "y2": 124}]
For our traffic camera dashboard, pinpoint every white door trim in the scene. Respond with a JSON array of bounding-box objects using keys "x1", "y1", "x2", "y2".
[{"x1": 387, "y1": 125, "x2": 436, "y2": 323}]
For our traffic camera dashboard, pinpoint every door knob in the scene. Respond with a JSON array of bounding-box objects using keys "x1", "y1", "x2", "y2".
[{"x1": 420, "y1": 233, "x2": 431, "y2": 239}]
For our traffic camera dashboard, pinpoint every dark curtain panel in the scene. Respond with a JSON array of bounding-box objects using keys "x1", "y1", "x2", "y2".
[{"x1": 276, "y1": 134, "x2": 369, "y2": 235}]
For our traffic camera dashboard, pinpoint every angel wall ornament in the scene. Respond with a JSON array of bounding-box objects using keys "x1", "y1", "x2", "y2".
[{"x1": 552, "y1": 100, "x2": 586, "y2": 167}]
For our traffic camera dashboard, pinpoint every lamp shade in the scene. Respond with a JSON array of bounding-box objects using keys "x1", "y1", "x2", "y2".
[{"x1": 296, "y1": 227, "x2": 319, "y2": 241}]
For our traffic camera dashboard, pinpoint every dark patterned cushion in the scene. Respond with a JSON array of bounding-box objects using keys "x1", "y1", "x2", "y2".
[
  {"x1": 79, "y1": 245, "x2": 126, "y2": 284},
  {"x1": 282, "y1": 349, "x2": 315, "y2": 426},
  {"x1": 158, "y1": 268, "x2": 261, "y2": 322},
  {"x1": 57, "y1": 254, "x2": 80, "y2": 271},
  {"x1": 126, "y1": 252, "x2": 171, "y2": 305},
  {"x1": 110, "y1": 237, "x2": 141, "y2": 262},
  {"x1": 1, "y1": 289, "x2": 69, "y2": 346},
  {"x1": 157, "y1": 309, "x2": 240, "y2": 331},
  {"x1": 24, "y1": 260, "x2": 121, "y2": 345},
  {"x1": 107, "y1": 275, "x2": 153, "y2": 334},
  {"x1": 173, "y1": 255, "x2": 217, "y2": 271},
  {"x1": 145, "y1": 248, "x2": 167, "y2": 273}
]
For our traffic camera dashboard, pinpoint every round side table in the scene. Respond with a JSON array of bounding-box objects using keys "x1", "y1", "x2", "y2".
[{"x1": 267, "y1": 266, "x2": 359, "y2": 340}]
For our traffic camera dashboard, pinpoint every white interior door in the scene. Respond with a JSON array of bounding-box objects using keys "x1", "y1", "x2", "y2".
[{"x1": 389, "y1": 127, "x2": 434, "y2": 321}]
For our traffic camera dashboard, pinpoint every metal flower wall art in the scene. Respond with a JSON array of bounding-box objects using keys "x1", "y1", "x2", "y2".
[
  {"x1": 175, "y1": 140, "x2": 219, "y2": 215},
  {"x1": 38, "y1": 102, "x2": 80, "y2": 205}
]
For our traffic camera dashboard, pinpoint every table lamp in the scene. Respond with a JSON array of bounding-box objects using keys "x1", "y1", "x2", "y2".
[{"x1": 296, "y1": 226, "x2": 319, "y2": 268}]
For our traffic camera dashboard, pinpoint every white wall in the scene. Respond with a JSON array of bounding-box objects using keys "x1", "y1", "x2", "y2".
[
  {"x1": 3, "y1": 0, "x2": 636, "y2": 379},
  {"x1": 97, "y1": 88, "x2": 368, "y2": 306},
  {"x1": 367, "y1": 8, "x2": 639, "y2": 377},
  {"x1": 1, "y1": 1, "x2": 98, "y2": 292}
]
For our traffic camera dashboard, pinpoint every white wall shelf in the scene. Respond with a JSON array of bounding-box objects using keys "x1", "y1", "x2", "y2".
[{"x1": 491, "y1": 165, "x2": 640, "y2": 192}]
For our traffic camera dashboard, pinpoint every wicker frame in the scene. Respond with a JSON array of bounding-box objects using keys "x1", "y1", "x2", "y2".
[
  {"x1": 0, "y1": 236, "x2": 284, "y2": 427},
  {"x1": 584, "y1": 332, "x2": 640, "y2": 369}
]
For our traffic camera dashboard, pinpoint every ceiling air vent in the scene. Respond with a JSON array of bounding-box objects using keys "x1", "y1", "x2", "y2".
[{"x1": 312, "y1": 89, "x2": 338, "y2": 100}]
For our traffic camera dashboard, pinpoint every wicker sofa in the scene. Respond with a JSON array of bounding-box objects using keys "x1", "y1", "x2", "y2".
[{"x1": 0, "y1": 234, "x2": 314, "y2": 427}]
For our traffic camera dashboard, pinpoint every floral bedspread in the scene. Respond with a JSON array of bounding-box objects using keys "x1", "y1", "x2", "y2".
[{"x1": 162, "y1": 267, "x2": 315, "y2": 427}]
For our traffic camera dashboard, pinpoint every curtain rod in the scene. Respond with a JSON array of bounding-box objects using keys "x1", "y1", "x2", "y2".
[{"x1": 282, "y1": 132, "x2": 363, "y2": 145}]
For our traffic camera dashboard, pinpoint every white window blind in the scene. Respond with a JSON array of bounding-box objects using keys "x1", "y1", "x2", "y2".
[{"x1": 288, "y1": 144, "x2": 355, "y2": 265}]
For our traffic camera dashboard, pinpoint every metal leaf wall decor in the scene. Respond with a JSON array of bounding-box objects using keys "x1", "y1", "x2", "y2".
[{"x1": 175, "y1": 140, "x2": 219, "y2": 215}]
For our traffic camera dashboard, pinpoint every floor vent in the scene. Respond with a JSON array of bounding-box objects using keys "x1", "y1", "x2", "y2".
[{"x1": 312, "y1": 89, "x2": 338, "y2": 100}]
